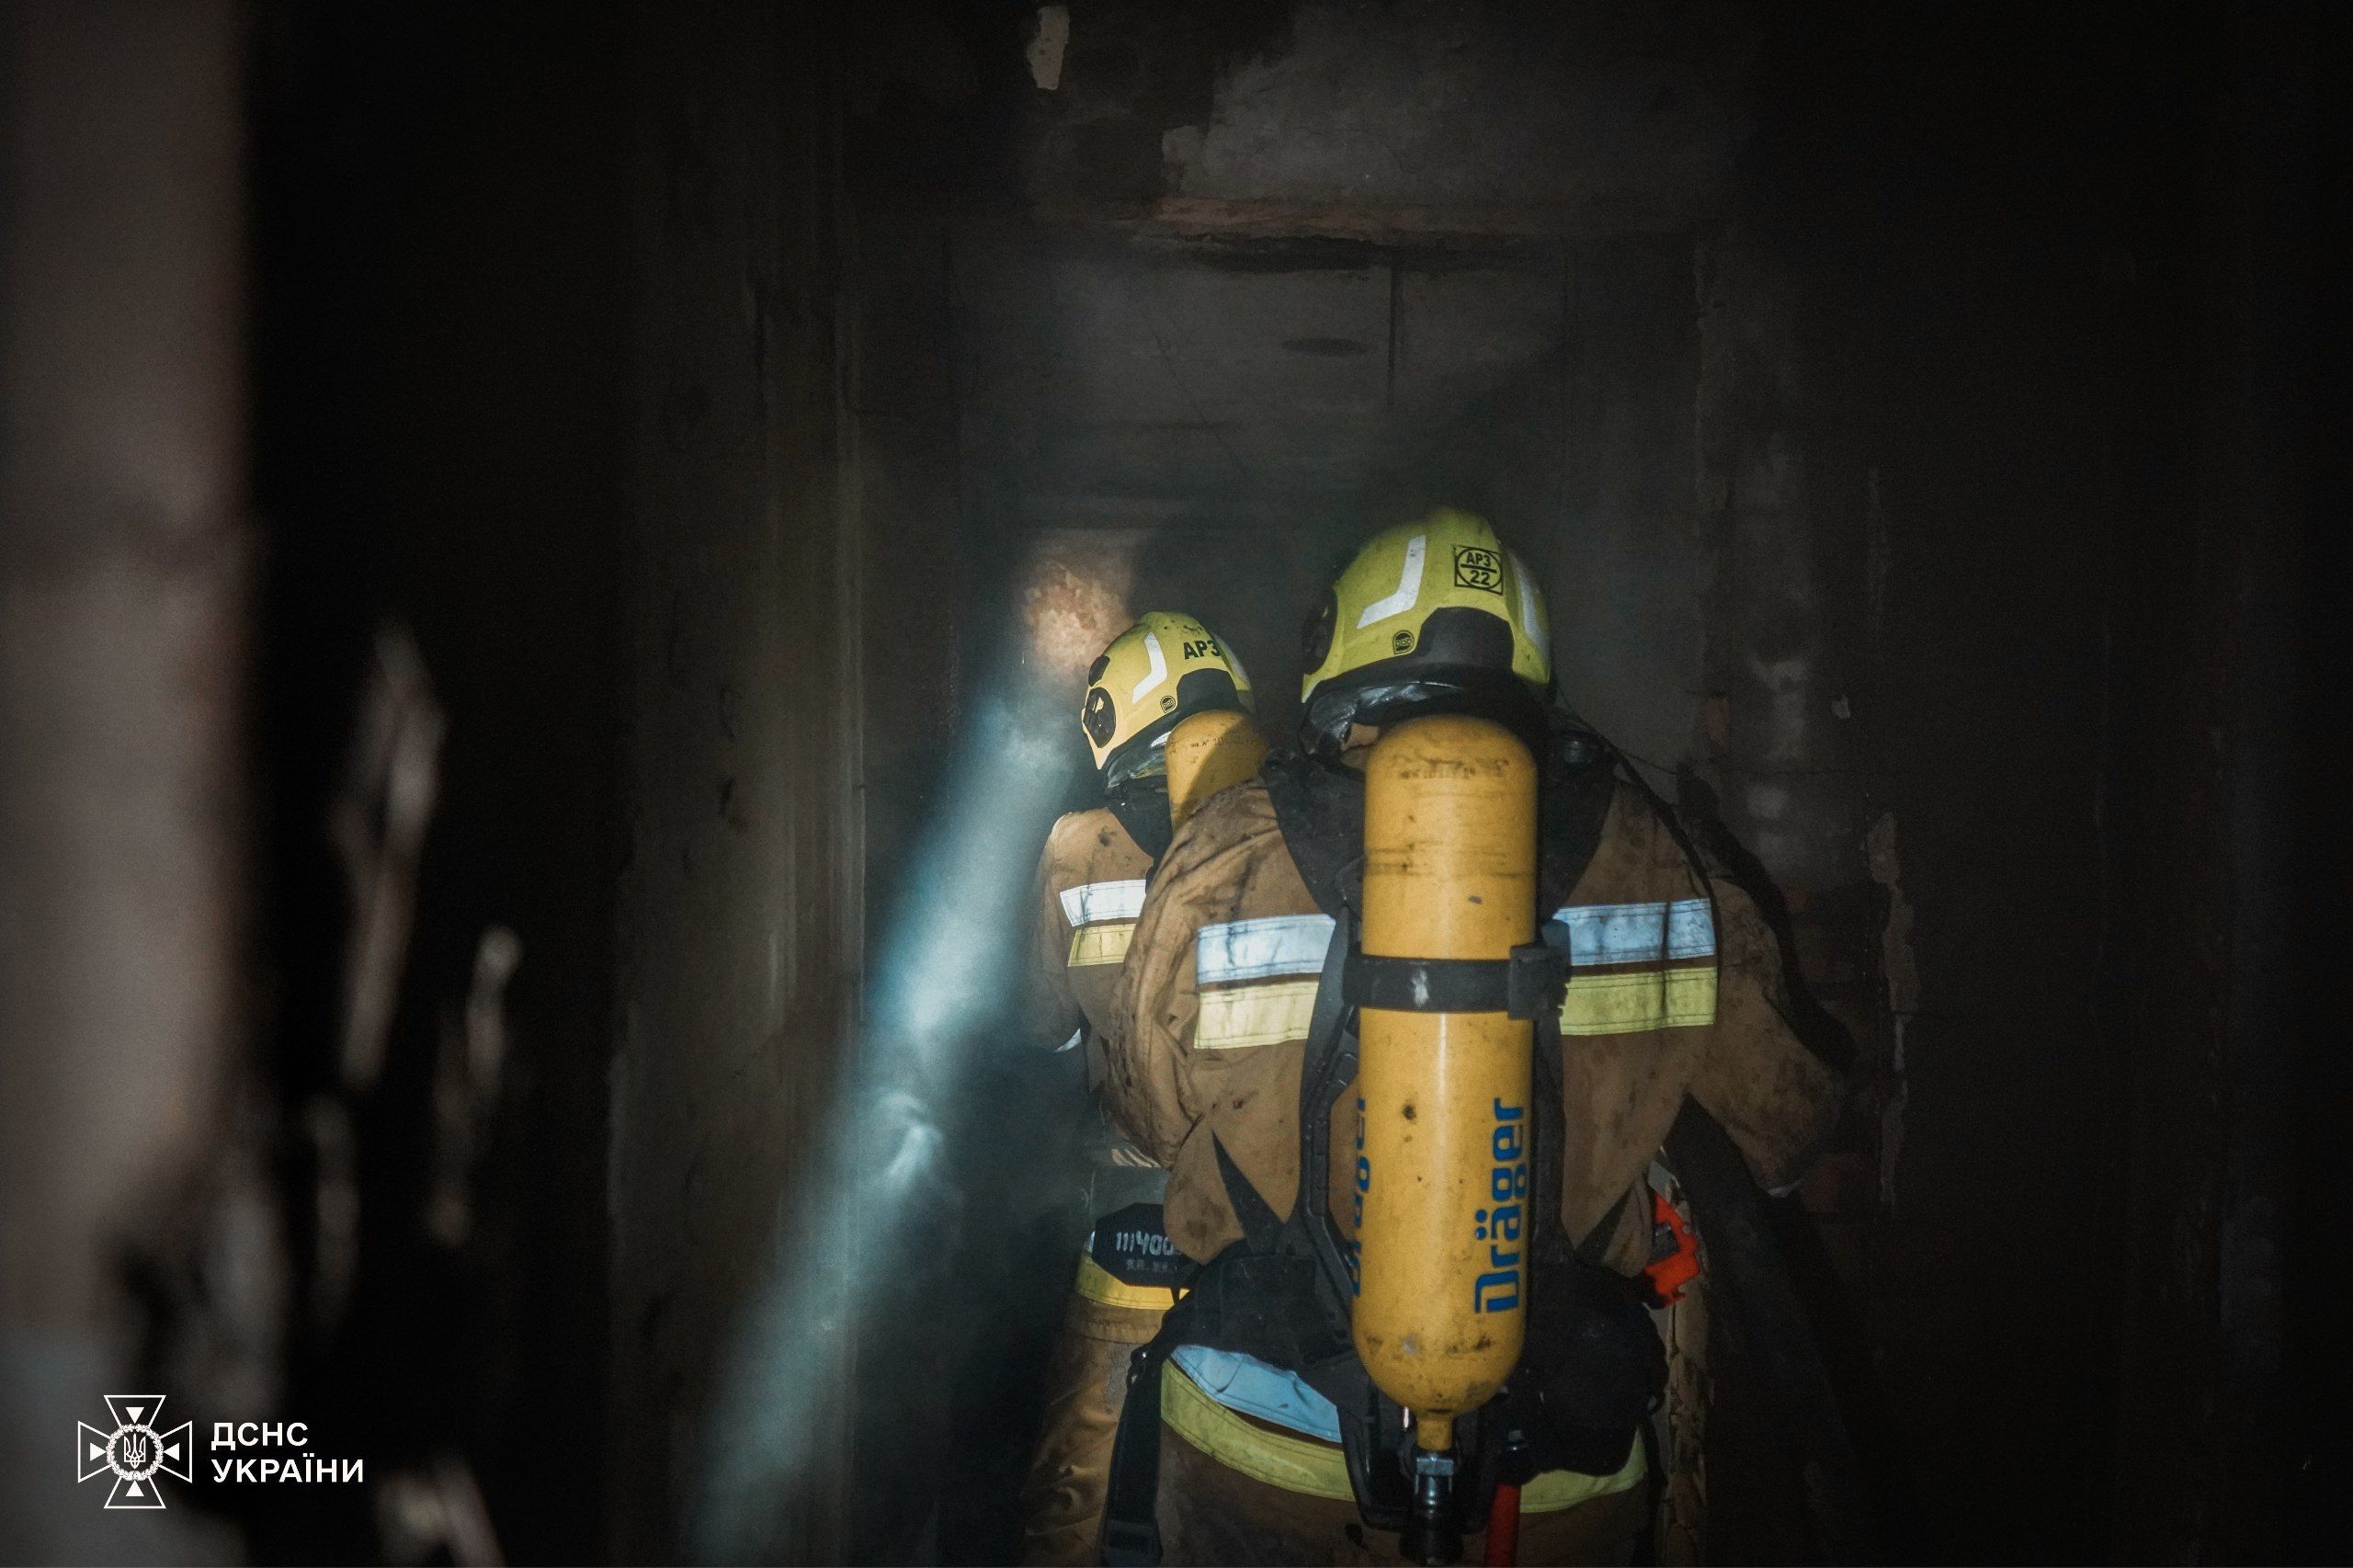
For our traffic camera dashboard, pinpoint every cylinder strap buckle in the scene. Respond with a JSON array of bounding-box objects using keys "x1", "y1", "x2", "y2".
[{"x1": 1344, "y1": 942, "x2": 1568, "y2": 1020}]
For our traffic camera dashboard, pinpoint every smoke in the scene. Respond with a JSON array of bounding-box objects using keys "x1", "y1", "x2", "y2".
[{"x1": 690, "y1": 677, "x2": 1075, "y2": 1561}]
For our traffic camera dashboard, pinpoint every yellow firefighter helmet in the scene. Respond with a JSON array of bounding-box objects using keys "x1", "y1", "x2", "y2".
[
  {"x1": 1299, "y1": 508, "x2": 1552, "y2": 755},
  {"x1": 1081, "y1": 610, "x2": 1255, "y2": 783}
]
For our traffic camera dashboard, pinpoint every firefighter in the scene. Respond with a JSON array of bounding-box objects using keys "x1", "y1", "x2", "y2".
[
  {"x1": 1097, "y1": 509, "x2": 1846, "y2": 1566},
  {"x1": 1017, "y1": 610, "x2": 1265, "y2": 1565}
]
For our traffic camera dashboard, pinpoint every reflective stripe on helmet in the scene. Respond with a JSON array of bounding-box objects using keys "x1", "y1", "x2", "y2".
[
  {"x1": 1355, "y1": 532, "x2": 1427, "y2": 627},
  {"x1": 1300, "y1": 510, "x2": 1552, "y2": 710},
  {"x1": 1130, "y1": 630, "x2": 1169, "y2": 702},
  {"x1": 1082, "y1": 610, "x2": 1256, "y2": 775},
  {"x1": 1511, "y1": 550, "x2": 1546, "y2": 644}
]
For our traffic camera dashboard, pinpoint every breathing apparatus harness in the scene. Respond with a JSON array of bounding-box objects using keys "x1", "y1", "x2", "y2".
[
  {"x1": 1098, "y1": 725, "x2": 1667, "y2": 1566},
  {"x1": 1102, "y1": 762, "x2": 1175, "y2": 864}
]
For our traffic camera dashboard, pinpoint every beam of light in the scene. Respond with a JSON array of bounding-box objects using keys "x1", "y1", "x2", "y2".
[{"x1": 689, "y1": 674, "x2": 1076, "y2": 1562}]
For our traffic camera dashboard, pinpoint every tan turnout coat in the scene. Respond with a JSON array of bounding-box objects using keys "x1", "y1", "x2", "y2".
[
  {"x1": 1107, "y1": 770, "x2": 1843, "y2": 1275},
  {"x1": 1095, "y1": 753, "x2": 1841, "y2": 1564},
  {"x1": 1017, "y1": 805, "x2": 1162, "y2": 1565},
  {"x1": 1026, "y1": 805, "x2": 1155, "y2": 1076}
]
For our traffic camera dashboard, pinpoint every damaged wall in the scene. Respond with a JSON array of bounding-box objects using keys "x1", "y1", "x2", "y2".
[
  {"x1": 608, "y1": 5, "x2": 859, "y2": 1562},
  {"x1": 2105, "y1": 6, "x2": 2320, "y2": 1558},
  {"x1": 240, "y1": 3, "x2": 862, "y2": 1559},
  {"x1": 242, "y1": 3, "x2": 637, "y2": 1559},
  {"x1": 1683, "y1": 9, "x2": 2150, "y2": 1554},
  {"x1": 0, "y1": 5, "x2": 249, "y2": 1559},
  {"x1": 1700, "y1": 6, "x2": 2319, "y2": 1560}
]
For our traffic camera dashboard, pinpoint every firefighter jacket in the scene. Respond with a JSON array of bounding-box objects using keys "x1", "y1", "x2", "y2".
[
  {"x1": 1106, "y1": 765, "x2": 1844, "y2": 1276},
  {"x1": 1026, "y1": 805, "x2": 1155, "y2": 1085},
  {"x1": 1019, "y1": 807, "x2": 1168, "y2": 1564}
]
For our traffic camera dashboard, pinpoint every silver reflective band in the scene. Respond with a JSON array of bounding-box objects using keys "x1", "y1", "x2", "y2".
[
  {"x1": 1550, "y1": 898, "x2": 1715, "y2": 965},
  {"x1": 1058, "y1": 1028, "x2": 1084, "y2": 1053},
  {"x1": 1061, "y1": 878, "x2": 1147, "y2": 927},
  {"x1": 1195, "y1": 914, "x2": 1336, "y2": 986},
  {"x1": 1131, "y1": 631, "x2": 1168, "y2": 702},
  {"x1": 1511, "y1": 550, "x2": 1544, "y2": 643},
  {"x1": 1171, "y1": 1344, "x2": 1342, "y2": 1442},
  {"x1": 1355, "y1": 533, "x2": 1427, "y2": 627}
]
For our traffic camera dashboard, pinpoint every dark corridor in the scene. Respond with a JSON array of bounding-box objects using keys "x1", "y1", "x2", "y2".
[{"x1": 0, "y1": 2, "x2": 2336, "y2": 1564}]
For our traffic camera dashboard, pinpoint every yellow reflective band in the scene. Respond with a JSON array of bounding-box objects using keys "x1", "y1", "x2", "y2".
[
  {"x1": 1193, "y1": 981, "x2": 1319, "y2": 1051},
  {"x1": 1074, "y1": 1254, "x2": 1178, "y2": 1312},
  {"x1": 1162, "y1": 1360, "x2": 1357, "y2": 1501},
  {"x1": 1163, "y1": 1362, "x2": 1646, "y2": 1510},
  {"x1": 1561, "y1": 965, "x2": 1718, "y2": 1036},
  {"x1": 1522, "y1": 1438, "x2": 1647, "y2": 1513},
  {"x1": 1067, "y1": 921, "x2": 1136, "y2": 968}
]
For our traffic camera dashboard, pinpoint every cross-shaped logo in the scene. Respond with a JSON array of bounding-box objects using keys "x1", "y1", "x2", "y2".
[{"x1": 77, "y1": 1394, "x2": 193, "y2": 1509}]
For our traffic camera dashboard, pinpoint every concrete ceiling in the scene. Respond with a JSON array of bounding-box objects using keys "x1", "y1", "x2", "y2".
[
  {"x1": 847, "y1": 0, "x2": 1754, "y2": 242},
  {"x1": 948, "y1": 228, "x2": 1567, "y2": 520}
]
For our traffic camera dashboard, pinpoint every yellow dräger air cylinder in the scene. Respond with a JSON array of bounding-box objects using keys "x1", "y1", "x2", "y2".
[
  {"x1": 1164, "y1": 708, "x2": 1267, "y2": 831},
  {"x1": 1355, "y1": 713, "x2": 1539, "y2": 1561}
]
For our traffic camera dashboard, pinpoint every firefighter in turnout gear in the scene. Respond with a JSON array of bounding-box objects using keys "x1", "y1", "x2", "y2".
[
  {"x1": 1018, "y1": 611, "x2": 1266, "y2": 1564},
  {"x1": 1097, "y1": 510, "x2": 1846, "y2": 1565}
]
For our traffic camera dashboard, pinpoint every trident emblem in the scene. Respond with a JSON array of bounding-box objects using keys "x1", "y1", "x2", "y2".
[{"x1": 77, "y1": 1395, "x2": 193, "y2": 1509}]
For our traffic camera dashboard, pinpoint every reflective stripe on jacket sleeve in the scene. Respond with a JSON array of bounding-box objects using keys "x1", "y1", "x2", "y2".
[
  {"x1": 1553, "y1": 898, "x2": 1720, "y2": 1036},
  {"x1": 1192, "y1": 915, "x2": 1333, "y2": 1051},
  {"x1": 1063, "y1": 878, "x2": 1149, "y2": 968}
]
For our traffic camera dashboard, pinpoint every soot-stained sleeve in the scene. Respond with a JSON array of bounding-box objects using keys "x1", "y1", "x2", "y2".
[
  {"x1": 1688, "y1": 874, "x2": 1846, "y2": 1194},
  {"x1": 1023, "y1": 824, "x2": 1085, "y2": 1051}
]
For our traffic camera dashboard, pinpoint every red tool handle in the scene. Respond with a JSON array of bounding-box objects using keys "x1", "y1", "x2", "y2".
[
  {"x1": 1643, "y1": 1189, "x2": 1702, "y2": 1305},
  {"x1": 1483, "y1": 1481, "x2": 1522, "y2": 1566}
]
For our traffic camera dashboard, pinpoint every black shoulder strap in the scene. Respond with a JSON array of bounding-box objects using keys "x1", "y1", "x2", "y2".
[
  {"x1": 1102, "y1": 915, "x2": 1372, "y2": 1565},
  {"x1": 1211, "y1": 1134, "x2": 1285, "y2": 1256},
  {"x1": 1293, "y1": 909, "x2": 1361, "y2": 1307},
  {"x1": 1099, "y1": 1336, "x2": 1171, "y2": 1566},
  {"x1": 1537, "y1": 737, "x2": 1619, "y2": 912},
  {"x1": 1106, "y1": 774, "x2": 1173, "y2": 865},
  {"x1": 1262, "y1": 749, "x2": 1364, "y2": 917}
]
